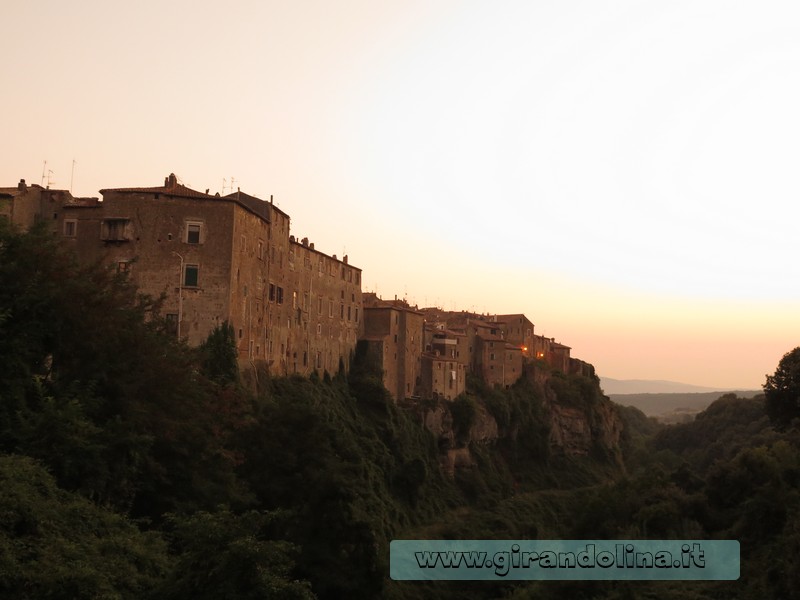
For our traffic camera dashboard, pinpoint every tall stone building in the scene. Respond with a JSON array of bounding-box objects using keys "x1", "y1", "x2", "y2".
[
  {"x1": 2, "y1": 173, "x2": 588, "y2": 392},
  {"x1": 361, "y1": 293, "x2": 424, "y2": 401},
  {"x1": 15, "y1": 173, "x2": 362, "y2": 375}
]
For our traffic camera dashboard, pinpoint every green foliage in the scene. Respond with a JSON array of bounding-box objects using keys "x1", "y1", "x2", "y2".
[
  {"x1": 547, "y1": 371, "x2": 604, "y2": 409},
  {"x1": 652, "y1": 394, "x2": 775, "y2": 474},
  {"x1": 0, "y1": 222, "x2": 251, "y2": 517},
  {"x1": 233, "y1": 359, "x2": 462, "y2": 598},
  {"x1": 0, "y1": 454, "x2": 169, "y2": 599},
  {"x1": 765, "y1": 347, "x2": 800, "y2": 428},
  {"x1": 159, "y1": 509, "x2": 314, "y2": 600},
  {"x1": 9, "y1": 221, "x2": 800, "y2": 599},
  {"x1": 199, "y1": 320, "x2": 239, "y2": 385}
]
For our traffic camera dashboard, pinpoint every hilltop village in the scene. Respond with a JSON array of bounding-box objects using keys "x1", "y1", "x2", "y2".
[{"x1": 1, "y1": 174, "x2": 594, "y2": 400}]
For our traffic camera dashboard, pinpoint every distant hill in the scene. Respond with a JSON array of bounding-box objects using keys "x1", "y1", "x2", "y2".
[
  {"x1": 608, "y1": 390, "x2": 762, "y2": 418},
  {"x1": 599, "y1": 377, "x2": 724, "y2": 395}
]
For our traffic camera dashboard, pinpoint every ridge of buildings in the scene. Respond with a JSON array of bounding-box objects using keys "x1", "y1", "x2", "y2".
[{"x1": 1, "y1": 173, "x2": 595, "y2": 400}]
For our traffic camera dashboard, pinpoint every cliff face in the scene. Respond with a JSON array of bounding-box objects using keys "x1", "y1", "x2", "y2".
[
  {"x1": 542, "y1": 389, "x2": 623, "y2": 458},
  {"x1": 414, "y1": 365, "x2": 624, "y2": 475}
]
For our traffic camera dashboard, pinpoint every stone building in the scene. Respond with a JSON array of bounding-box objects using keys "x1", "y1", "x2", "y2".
[
  {"x1": 0, "y1": 179, "x2": 96, "y2": 232},
  {"x1": 2, "y1": 173, "x2": 589, "y2": 390},
  {"x1": 420, "y1": 324, "x2": 467, "y2": 400},
  {"x1": 495, "y1": 313, "x2": 534, "y2": 358},
  {"x1": 361, "y1": 293, "x2": 424, "y2": 401},
  {"x1": 34, "y1": 173, "x2": 360, "y2": 375}
]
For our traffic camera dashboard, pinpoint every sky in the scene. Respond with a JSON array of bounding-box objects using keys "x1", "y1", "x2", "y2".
[{"x1": 2, "y1": 0, "x2": 799, "y2": 389}]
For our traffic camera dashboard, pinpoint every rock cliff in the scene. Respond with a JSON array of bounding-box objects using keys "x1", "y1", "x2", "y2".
[{"x1": 411, "y1": 364, "x2": 624, "y2": 475}]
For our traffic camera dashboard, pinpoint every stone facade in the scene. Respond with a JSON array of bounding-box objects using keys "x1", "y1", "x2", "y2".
[
  {"x1": 495, "y1": 313, "x2": 534, "y2": 358},
  {"x1": 25, "y1": 173, "x2": 360, "y2": 376},
  {"x1": 3, "y1": 173, "x2": 590, "y2": 394},
  {"x1": 0, "y1": 179, "x2": 97, "y2": 233},
  {"x1": 362, "y1": 294, "x2": 424, "y2": 401}
]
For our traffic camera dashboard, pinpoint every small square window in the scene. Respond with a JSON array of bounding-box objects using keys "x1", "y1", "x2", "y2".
[
  {"x1": 184, "y1": 264, "x2": 199, "y2": 287},
  {"x1": 63, "y1": 220, "x2": 77, "y2": 237}
]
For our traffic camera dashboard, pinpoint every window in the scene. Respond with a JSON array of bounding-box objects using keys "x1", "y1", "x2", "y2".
[
  {"x1": 184, "y1": 264, "x2": 199, "y2": 287},
  {"x1": 100, "y1": 218, "x2": 132, "y2": 241},
  {"x1": 318, "y1": 297, "x2": 323, "y2": 314},
  {"x1": 292, "y1": 291, "x2": 298, "y2": 309},
  {"x1": 63, "y1": 219, "x2": 77, "y2": 237},
  {"x1": 276, "y1": 286, "x2": 284, "y2": 304},
  {"x1": 269, "y1": 283, "x2": 275, "y2": 302},
  {"x1": 490, "y1": 352, "x2": 495, "y2": 360},
  {"x1": 117, "y1": 261, "x2": 131, "y2": 274},
  {"x1": 354, "y1": 308, "x2": 359, "y2": 322},
  {"x1": 186, "y1": 222, "x2": 201, "y2": 244},
  {"x1": 258, "y1": 241, "x2": 263, "y2": 259}
]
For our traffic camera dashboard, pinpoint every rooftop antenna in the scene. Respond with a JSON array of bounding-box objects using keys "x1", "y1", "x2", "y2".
[
  {"x1": 41, "y1": 160, "x2": 47, "y2": 186},
  {"x1": 70, "y1": 159, "x2": 76, "y2": 193},
  {"x1": 222, "y1": 178, "x2": 227, "y2": 194},
  {"x1": 230, "y1": 177, "x2": 236, "y2": 193},
  {"x1": 46, "y1": 169, "x2": 54, "y2": 189}
]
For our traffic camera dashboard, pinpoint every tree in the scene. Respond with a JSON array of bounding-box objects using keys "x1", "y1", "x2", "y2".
[
  {"x1": 0, "y1": 455, "x2": 169, "y2": 599},
  {"x1": 199, "y1": 321, "x2": 239, "y2": 386},
  {"x1": 764, "y1": 347, "x2": 800, "y2": 428},
  {"x1": 159, "y1": 509, "x2": 314, "y2": 600}
]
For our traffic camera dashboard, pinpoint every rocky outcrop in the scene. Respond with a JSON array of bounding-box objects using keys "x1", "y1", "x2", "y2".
[
  {"x1": 542, "y1": 388, "x2": 623, "y2": 459},
  {"x1": 409, "y1": 365, "x2": 625, "y2": 474}
]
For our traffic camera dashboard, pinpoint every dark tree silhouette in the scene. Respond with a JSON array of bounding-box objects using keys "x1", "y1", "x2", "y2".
[{"x1": 764, "y1": 347, "x2": 800, "y2": 428}]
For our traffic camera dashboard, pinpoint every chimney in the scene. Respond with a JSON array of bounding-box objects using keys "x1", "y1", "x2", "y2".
[
  {"x1": 17, "y1": 178, "x2": 26, "y2": 192},
  {"x1": 343, "y1": 254, "x2": 348, "y2": 264},
  {"x1": 301, "y1": 237, "x2": 309, "y2": 247},
  {"x1": 332, "y1": 254, "x2": 337, "y2": 260},
  {"x1": 166, "y1": 173, "x2": 177, "y2": 188},
  {"x1": 309, "y1": 242, "x2": 314, "y2": 250}
]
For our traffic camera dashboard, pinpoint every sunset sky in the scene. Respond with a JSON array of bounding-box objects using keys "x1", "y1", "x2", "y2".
[{"x1": 3, "y1": 0, "x2": 799, "y2": 389}]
